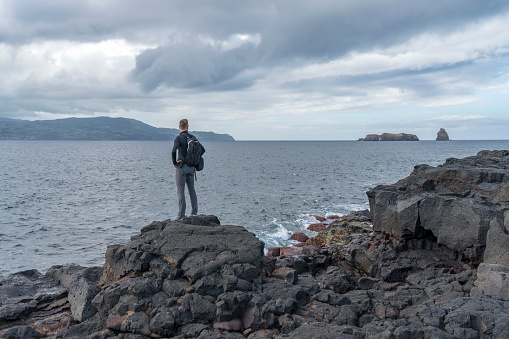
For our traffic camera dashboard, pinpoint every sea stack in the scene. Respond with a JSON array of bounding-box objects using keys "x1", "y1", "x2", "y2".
[{"x1": 436, "y1": 128, "x2": 449, "y2": 141}]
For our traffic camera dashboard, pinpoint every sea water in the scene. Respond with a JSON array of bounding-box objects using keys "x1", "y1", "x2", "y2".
[{"x1": 1, "y1": 140, "x2": 508, "y2": 275}]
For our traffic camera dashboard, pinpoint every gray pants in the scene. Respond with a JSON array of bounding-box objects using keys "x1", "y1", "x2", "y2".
[{"x1": 175, "y1": 163, "x2": 197, "y2": 218}]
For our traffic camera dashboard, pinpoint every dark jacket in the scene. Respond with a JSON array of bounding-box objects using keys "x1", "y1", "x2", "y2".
[{"x1": 171, "y1": 131, "x2": 194, "y2": 166}]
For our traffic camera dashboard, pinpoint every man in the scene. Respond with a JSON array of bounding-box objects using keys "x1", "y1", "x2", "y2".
[{"x1": 171, "y1": 119, "x2": 198, "y2": 221}]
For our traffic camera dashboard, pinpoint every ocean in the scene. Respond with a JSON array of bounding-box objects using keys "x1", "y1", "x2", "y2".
[{"x1": 1, "y1": 140, "x2": 509, "y2": 275}]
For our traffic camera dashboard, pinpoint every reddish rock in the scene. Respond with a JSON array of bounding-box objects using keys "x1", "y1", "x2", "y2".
[
  {"x1": 311, "y1": 215, "x2": 326, "y2": 222},
  {"x1": 26, "y1": 311, "x2": 73, "y2": 338},
  {"x1": 107, "y1": 313, "x2": 128, "y2": 331},
  {"x1": 290, "y1": 232, "x2": 309, "y2": 243},
  {"x1": 451, "y1": 267, "x2": 466, "y2": 274},
  {"x1": 294, "y1": 242, "x2": 308, "y2": 247},
  {"x1": 327, "y1": 215, "x2": 341, "y2": 220},
  {"x1": 307, "y1": 223, "x2": 326, "y2": 232},
  {"x1": 266, "y1": 247, "x2": 281, "y2": 256},
  {"x1": 266, "y1": 246, "x2": 303, "y2": 256},
  {"x1": 280, "y1": 247, "x2": 303, "y2": 255}
]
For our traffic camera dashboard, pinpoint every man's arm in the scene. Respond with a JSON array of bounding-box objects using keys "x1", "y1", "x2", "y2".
[{"x1": 171, "y1": 137, "x2": 180, "y2": 166}]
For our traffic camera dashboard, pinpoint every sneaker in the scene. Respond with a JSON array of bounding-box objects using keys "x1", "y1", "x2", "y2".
[{"x1": 171, "y1": 216, "x2": 184, "y2": 222}]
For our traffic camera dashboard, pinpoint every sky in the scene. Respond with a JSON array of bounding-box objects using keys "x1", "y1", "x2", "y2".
[{"x1": 1, "y1": 0, "x2": 509, "y2": 140}]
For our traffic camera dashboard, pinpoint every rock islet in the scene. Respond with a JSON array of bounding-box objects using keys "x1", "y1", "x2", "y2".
[
  {"x1": 358, "y1": 133, "x2": 419, "y2": 141},
  {"x1": 436, "y1": 128, "x2": 450, "y2": 141}
]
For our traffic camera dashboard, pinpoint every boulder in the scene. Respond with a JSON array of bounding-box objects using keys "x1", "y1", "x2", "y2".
[
  {"x1": 46, "y1": 265, "x2": 102, "y2": 322},
  {"x1": 484, "y1": 208, "x2": 509, "y2": 267},
  {"x1": 266, "y1": 247, "x2": 304, "y2": 257},
  {"x1": 271, "y1": 267, "x2": 298, "y2": 284},
  {"x1": 0, "y1": 269, "x2": 65, "y2": 307},
  {"x1": 310, "y1": 215, "x2": 327, "y2": 222},
  {"x1": 266, "y1": 247, "x2": 281, "y2": 257},
  {"x1": 101, "y1": 217, "x2": 264, "y2": 285},
  {"x1": 290, "y1": 232, "x2": 309, "y2": 243},
  {"x1": 367, "y1": 150, "x2": 509, "y2": 264},
  {"x1": 0, "y1": 269, "x2": 71, "y2": 337},
  {"x1": 320, "y1": 266, "x2": 355, "y2": 294},
  {"x1": 275, "y1": 253, "x2": 314, "y2": 275},
  {"x1": 54, "y1": 216, "x2": 270, "y2": 338},
  {"x1": 1, "y1": 326, "x2": 41, "y2": 339},
  {"x1": 307, "y1": 223, "x2": 326, "y2": 232},
  {"x1": 472, "y1": 263, "x2": 509, "y2": 298},
  {"x1": 308, "y1": 218, "x2": 372, "y2": 247},
  {"x1": 367, "y1": 150, "x2": 509, "y2": 298}
]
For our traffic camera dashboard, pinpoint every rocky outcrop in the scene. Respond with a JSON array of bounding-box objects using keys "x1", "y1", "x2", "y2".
[
  {"x1": 367, "y1": 150, "x2": 509, "y2": 298},
  {"x1": 2, "y1": 211, "x2": 509, "y2": 338},
  {"x1": 307, "y1": 211, "x2": 372, "y2": 247},
  {"x1": 2, "y1": 151, "x2": 509, "y2": 338},
  {"x1": 46, "y1": 265, "x2": 102, "y2": 323},
  {"x1": 436, "y1": 128, "x2": 450, "y2": 141},
  {"x1": 358, "y1": 133, "x2": 419, "y2": 141},
  {"x1": 0, "y1": 270, "x2": 71, "y2": 336}
]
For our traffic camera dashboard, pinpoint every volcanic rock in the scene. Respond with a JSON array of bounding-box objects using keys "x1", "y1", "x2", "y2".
[
  {"x1": 290, "y1": 232, "x2": 309, "y2": 243},
  {"x1": 367, "y1": 150, "x2": 509, "y2": 297},
  {"x1": 46, "y1": 265, "x2": 102, "y2": 322},
  {"x1": 310, "y1": 215, "x2": 326, "y2": 222},
  {"x1": 307, "y1": 223, "x2": 326, "y2": 232},
  {"x1": 3, "y1": 150, "x2": 509, "y2": 338},
  {"x1": 308, "y1": 213, "x2": 372, "y2": 247},
  {"x1": 0, "y1": 270, "x2": 71, "y2": 337}
]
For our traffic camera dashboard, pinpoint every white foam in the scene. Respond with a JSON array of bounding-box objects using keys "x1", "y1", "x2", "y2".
[
  {"x1": 256, "y1": 219, "x2": 293, "y2": 248},
  {"x1": 270, "y1": 219, "x2": 291, "y2": 240}
]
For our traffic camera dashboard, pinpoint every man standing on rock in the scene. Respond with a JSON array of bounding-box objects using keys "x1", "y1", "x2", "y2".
[{"x1": 171, "y1": 119, "x2": 198, "y2": 221}]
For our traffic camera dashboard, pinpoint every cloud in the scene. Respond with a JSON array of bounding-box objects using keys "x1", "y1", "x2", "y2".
[
  {"x1": 128, "y1": 2, "x2": 509, "y2": 96},
  {"x1": 131, "y1": 35, "x2": 259, "y2": 91},
  {"x1": 0, "y1": 39, "x2": 144, "y2": 97},
  {"x1": 0, "y1": 0, "x2": 274, "y2": 44},
  {"x1": 0, "y1": 38, "x2": 159, "y2": 118},
  {"x1": 431, "y1": 115, "x2": 486, "y2": 121},
  {"x1": 287, "y1": 10, "x2": 509, "y2": 81},
  {"x1": 1, "y1": 0, "x2": 509, "y2": 139}
]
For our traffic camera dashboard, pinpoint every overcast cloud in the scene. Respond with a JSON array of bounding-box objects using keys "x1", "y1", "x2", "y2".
[{"x1": 1, "y1": 0, "x2": 508, "y2": 140}]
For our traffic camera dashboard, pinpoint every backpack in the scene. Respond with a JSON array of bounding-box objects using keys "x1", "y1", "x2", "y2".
[{"x1": 183, "y1": 134, "x2": 205, "y2": 171}]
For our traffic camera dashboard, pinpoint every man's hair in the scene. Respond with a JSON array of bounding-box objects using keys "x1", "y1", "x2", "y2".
[{"x1": 179, "y1": 119, "x2": 188, "y2": 130}]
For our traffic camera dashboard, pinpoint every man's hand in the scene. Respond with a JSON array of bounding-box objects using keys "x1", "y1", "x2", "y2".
[{"x1": 174, "y1": 160, "x2": 182, "y2": 168}]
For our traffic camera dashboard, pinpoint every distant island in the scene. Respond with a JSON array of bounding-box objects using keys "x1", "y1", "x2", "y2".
[
  {"x1": 358, "y1": 132, "x2": 419, "y2": 141},
  {"x1": 0, "y1": 117, "x2": 235, "y2": 141}
]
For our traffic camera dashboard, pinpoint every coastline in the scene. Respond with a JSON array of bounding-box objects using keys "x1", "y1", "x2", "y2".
[{"x1": 2, "y1": 150, "x2": 509, "y2": 338}]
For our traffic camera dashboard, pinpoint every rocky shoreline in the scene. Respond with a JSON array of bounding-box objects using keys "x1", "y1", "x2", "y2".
[{"x1": 2, "y1": 150, "x2": 509, "y2": 338}]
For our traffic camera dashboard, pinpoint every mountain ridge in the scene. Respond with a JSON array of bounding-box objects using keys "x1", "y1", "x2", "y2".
[{"x1": 0, "y1": 117, "x2": 235, "y2": 141}]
